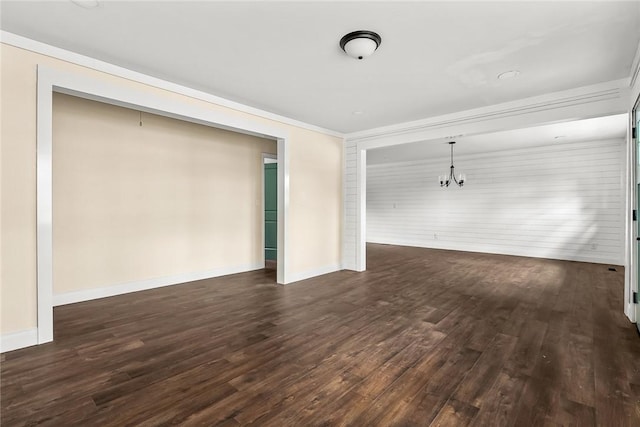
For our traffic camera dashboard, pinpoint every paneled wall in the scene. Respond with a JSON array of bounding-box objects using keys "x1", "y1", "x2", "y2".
[{"x1": 366, "y1": 139, "x2": 625, "y2": 265}]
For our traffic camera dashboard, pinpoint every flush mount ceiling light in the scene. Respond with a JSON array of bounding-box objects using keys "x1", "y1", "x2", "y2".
[
  {"x1": 439, "y1": 142, "x2": 466, "y2": 188},
  {"x1": 339, "y1": 30, "x2": 382, "y2": 60}
]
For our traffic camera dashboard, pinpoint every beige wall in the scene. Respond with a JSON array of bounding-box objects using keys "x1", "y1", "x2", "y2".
[
  {"x1": 53, "y1": 93, "x2": 276, "y2": 293},
  {"x1": 288, "y1": 127, "x2": 343, "y2": 274},
  {"x1": 0, "y1": 43, "x2": 343, "y2": 335}
]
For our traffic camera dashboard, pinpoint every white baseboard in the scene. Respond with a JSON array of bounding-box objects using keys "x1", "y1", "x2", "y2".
[
  {"x1": 53, "y1": 263, "x2": 264, "y2": 306},
  {"x1": 342, "y1": 261, "x2": 357, "y2": 271},
  {"x1": 0, "y1": 328, "x2": 38, "y2": 353},
  {"x1": 286, "y1": 264, "x2": 342, "y2": 284},
  {"x1": 366, "y1": 239, "x2": 623, "y2": 266}
]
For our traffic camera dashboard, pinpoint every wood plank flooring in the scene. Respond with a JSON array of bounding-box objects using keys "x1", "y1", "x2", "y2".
[{"x1": 2, "y1": 244, "x2": 640, "y2": 426}]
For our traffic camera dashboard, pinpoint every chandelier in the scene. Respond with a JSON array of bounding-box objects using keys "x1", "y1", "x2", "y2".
[{"x1": 439, "y1": 141, "x2": 466, "y2": 187}]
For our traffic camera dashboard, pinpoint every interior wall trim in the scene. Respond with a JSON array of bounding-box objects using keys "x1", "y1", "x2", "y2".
[
  {"x1": 630, "y1": 41, "x2": 640, "y2": 93},
  {"x1": 0, "y1": 31, "x2": 344, "y2": 139},
  {"x1": 285, "y1": 263, "x2": 343, "y2": 284},
  {"x1": 366, "y1": 240, "x2": 623, "y2": 267},
  {"x1": 346, "y1": 80, "x2": 628, "y2": 144},
  {"x1": 52, "y1": 264, "x2": 265, "y2": 307},
  {"x1": 366, "y1": 137, "x2": 625, "y2": 168},
  {"x1": 0, "y1": 328, "x2": 38, "y2": 353},
  {"x1": 261, "y1": 152, "x2": 278, "y2": 270}
]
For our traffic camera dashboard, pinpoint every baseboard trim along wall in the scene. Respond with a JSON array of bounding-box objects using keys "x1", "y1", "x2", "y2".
[
  {"x1": 367, "y1": 240, "x2": 623, "y2": 267},
  {"x1": 52, "y1": 263, "x2": 265, "y2": 307},
  {"x1": 286, "y1": 264, "x2": 343, "y2": 284},
  {"x1": 0, "y1": 328, "x2": 38, "y2": 353}
]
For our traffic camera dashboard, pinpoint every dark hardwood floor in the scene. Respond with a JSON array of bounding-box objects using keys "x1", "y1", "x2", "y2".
[{"x1": 2, "y1": 244, "x2": 640, "y2": 426}]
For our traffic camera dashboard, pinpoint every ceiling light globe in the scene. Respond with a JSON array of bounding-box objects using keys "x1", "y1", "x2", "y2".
[{"x1": 344, "y1": 38, "x2": 378, "y2": 60}]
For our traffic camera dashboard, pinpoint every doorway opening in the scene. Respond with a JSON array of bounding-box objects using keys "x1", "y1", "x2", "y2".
[
  {"x1": 263, "y1": 154, "x2": 278, "y2": 270},
  {"x1": 362, "y1": 114, "x2": 628, "y2": 277},
  {"x1": 36, "y1": 66, "x2": 291, "y2": 345}
]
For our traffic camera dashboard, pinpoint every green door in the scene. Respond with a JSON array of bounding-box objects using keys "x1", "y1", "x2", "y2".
[{"x1": 264, "y1": 163, "x2": 277, "y2": 261}]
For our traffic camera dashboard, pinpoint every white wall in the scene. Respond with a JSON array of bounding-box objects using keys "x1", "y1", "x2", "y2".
[
  {"x1": 366, "y1": 139, "x2": 625, "y2": 265},
  {"x1": 343, "y1": 139, "x2": 358, "y2": 270}
]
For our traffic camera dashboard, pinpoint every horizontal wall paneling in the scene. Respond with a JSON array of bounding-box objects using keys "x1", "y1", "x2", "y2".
[{"x1": 367, "y1": 139, "x2": 625, "y2": 265}]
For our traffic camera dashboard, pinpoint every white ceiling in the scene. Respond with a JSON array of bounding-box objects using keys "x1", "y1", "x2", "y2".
[
  {"x1": 1, "y1": 1, "x2": 639, "y2": 134},
  {"x1": 367, "y1": 113, "x2": 628, "y2": 164}
]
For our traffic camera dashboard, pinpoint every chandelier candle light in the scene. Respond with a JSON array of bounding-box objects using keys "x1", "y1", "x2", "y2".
[{"x1": 439, "y1": 141, "x2": 466, "y2": 187}]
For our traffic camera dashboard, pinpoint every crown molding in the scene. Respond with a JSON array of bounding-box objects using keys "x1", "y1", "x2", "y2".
[
  {"x1": 346, "y1": 79, "x2": 629, "y2": 144},
  {"x1": 0, "y1": 31, "x2": 344, "y2": 139},
  {"x1": 366, "y1": 137, "x2": 624, "y2": 169}
]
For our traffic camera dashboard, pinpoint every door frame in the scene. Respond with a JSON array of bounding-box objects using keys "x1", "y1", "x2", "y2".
[
  {"x1": 633, "y1": 95, "x2": 640, "y2": 329},
  {"x1": 36, "y1": 65, "x2": 291, "y2": 344},
  {"x1": 262, "y1": 153, "x2": 278, "y2": 268}
]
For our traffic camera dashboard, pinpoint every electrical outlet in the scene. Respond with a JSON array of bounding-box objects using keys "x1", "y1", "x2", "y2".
[
  {"x1": 590, "y1": 243, "x2": 597, "y2": 250},
  {"x1": 434, "y1": 233, "x2": 438, "y2": 240}
]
